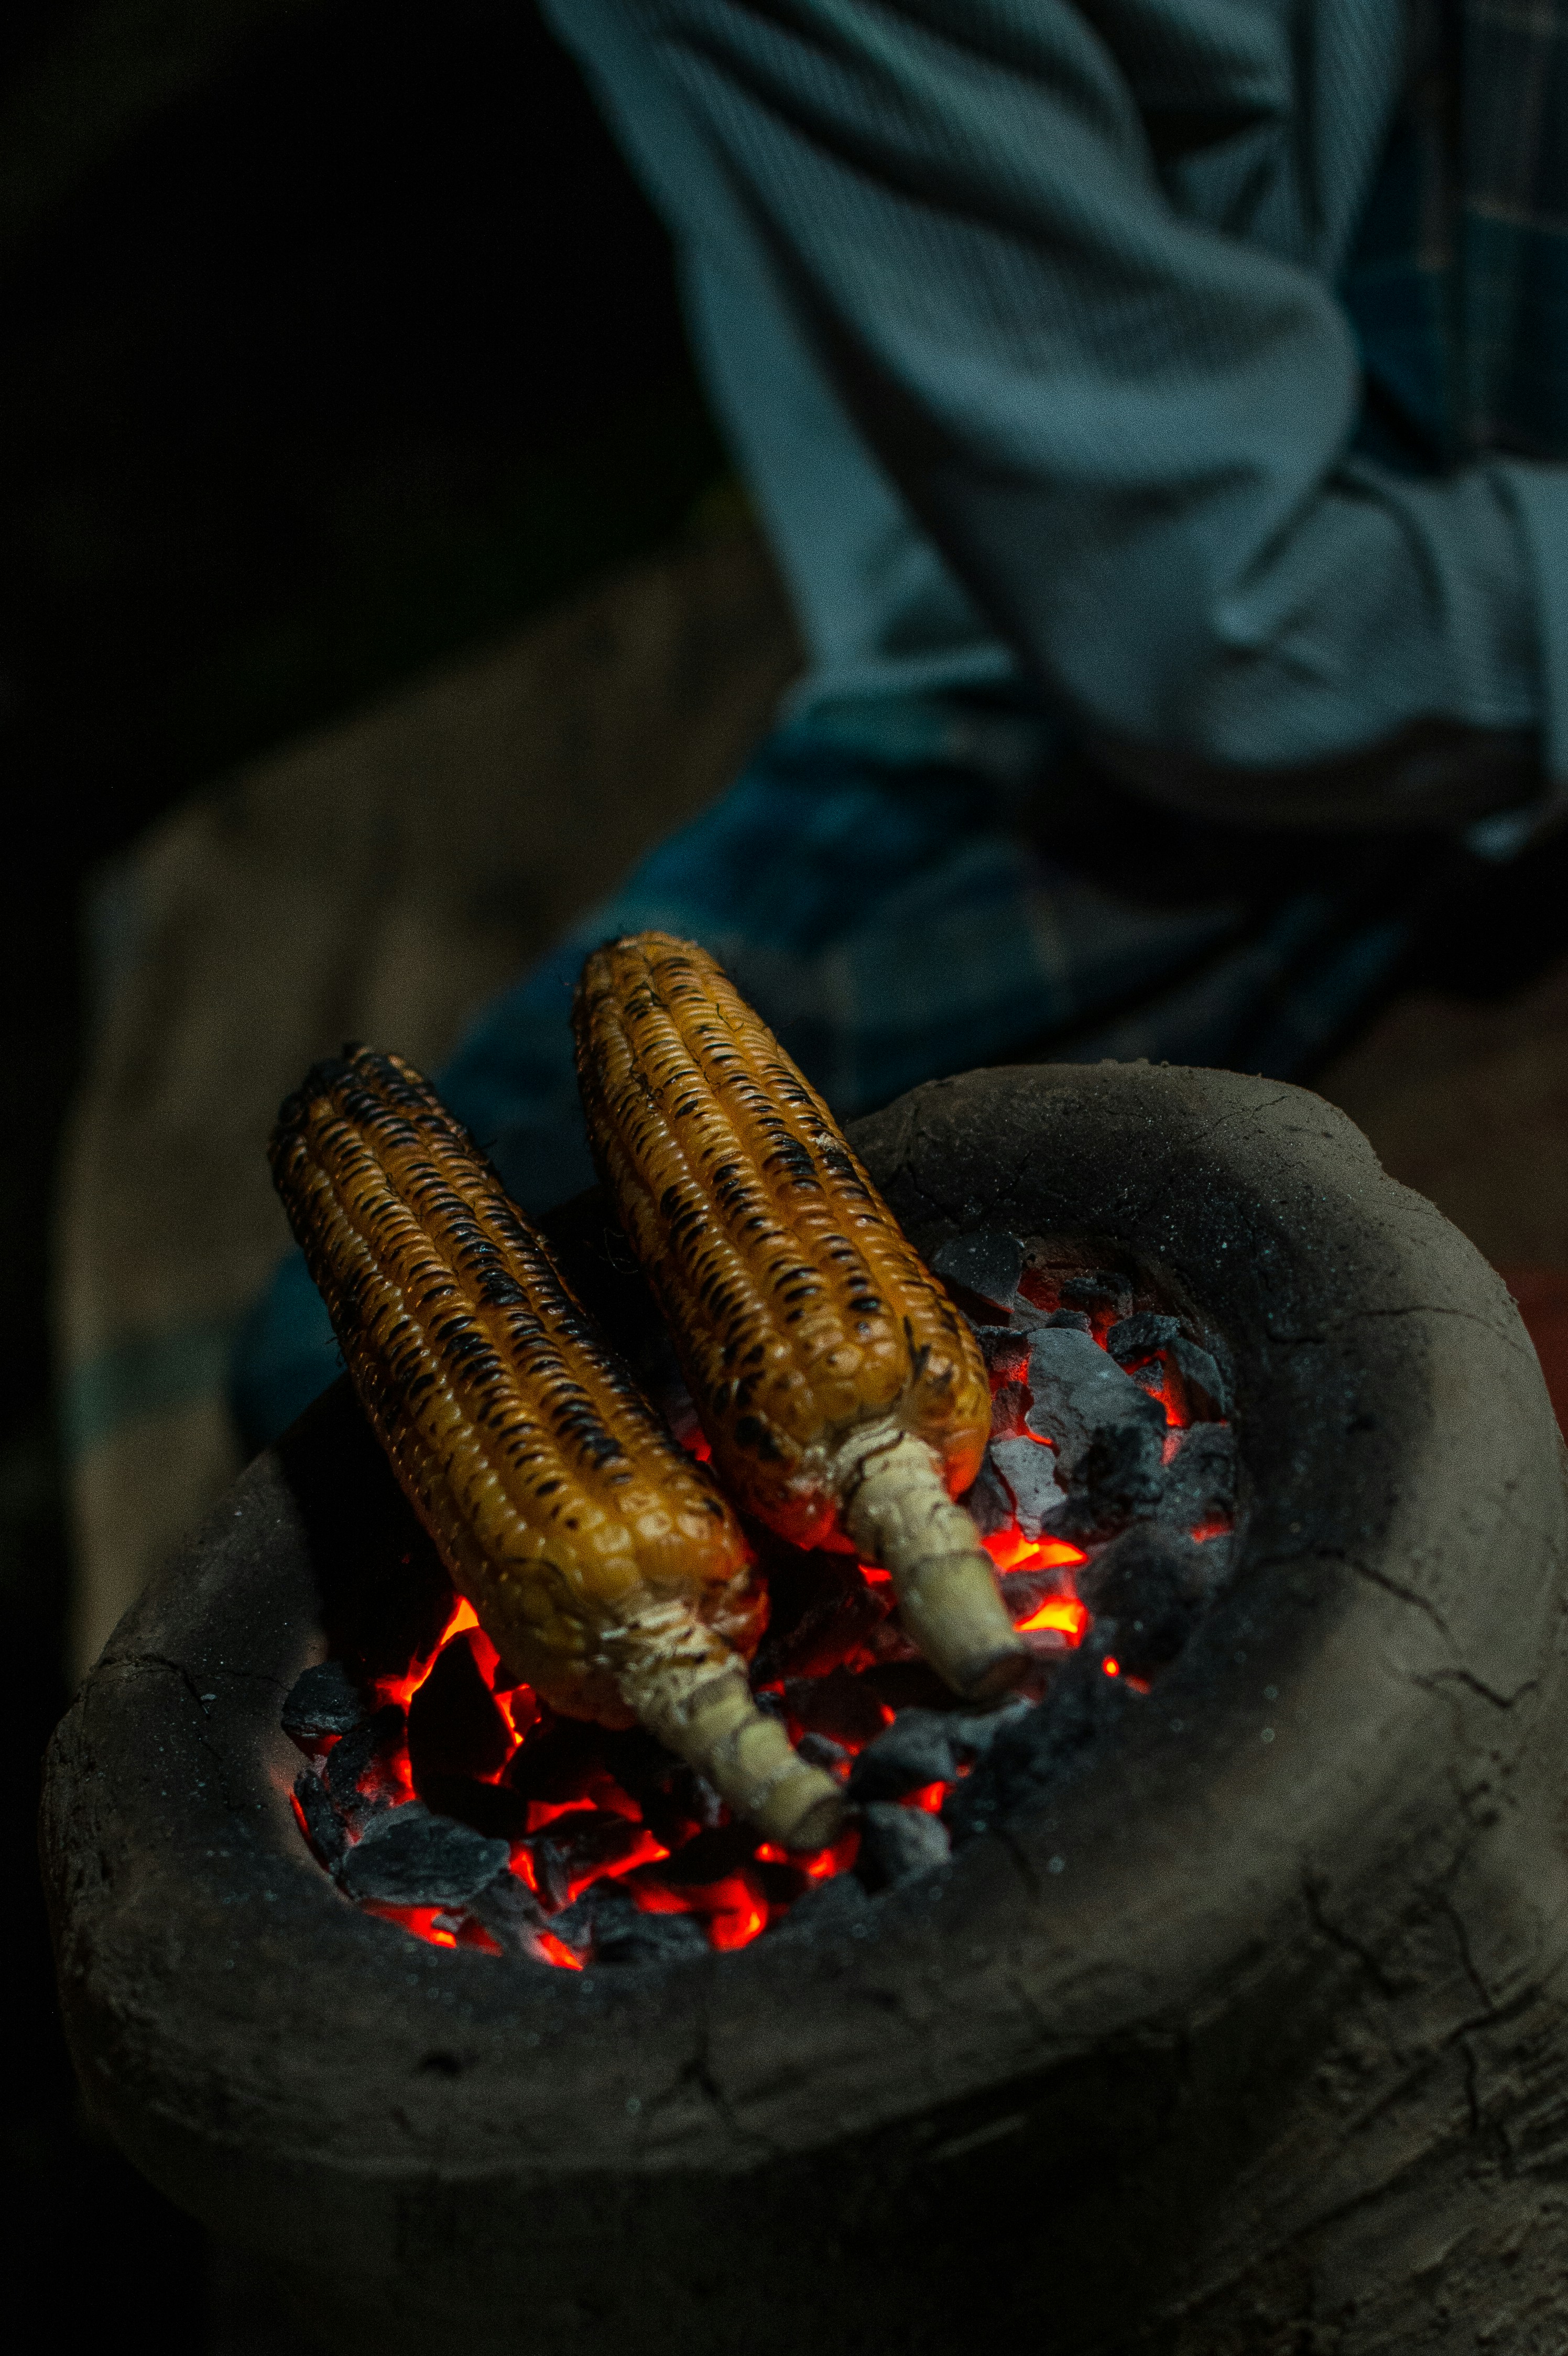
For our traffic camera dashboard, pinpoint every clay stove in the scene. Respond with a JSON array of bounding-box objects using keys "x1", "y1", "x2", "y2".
[{"x1": 41, "y1": 1063, "x2": 1568, "y2": 2354}]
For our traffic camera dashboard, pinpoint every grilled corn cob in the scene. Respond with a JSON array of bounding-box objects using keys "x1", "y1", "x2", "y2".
[
  {"x1": 268, "y1": 1045, "x2": 844, "y2": 1851},
  {"x1": 573, "y1": 934, "x2": 1028, "y2": 1702}
]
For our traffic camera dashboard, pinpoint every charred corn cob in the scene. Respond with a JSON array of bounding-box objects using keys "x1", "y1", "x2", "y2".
[
  {"x1": 268, "y1": 1045, "x2": 844, "y2": 1851},
  {"x1": 573, "y1": 934, "x2": 1028, "y2": 1703}
]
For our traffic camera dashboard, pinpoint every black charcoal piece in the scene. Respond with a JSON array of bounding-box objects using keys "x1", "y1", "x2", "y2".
[
  {"x1": 592, "y1": 1889, "x2": 710, "y2": 1967},
  {"x1": 858, "y1": 1659, "x2": 957, "y2": 1717},
  {"x1": 963, "y1": 1453, "x2": 1016, "y2": 1539},
  {"x1": 1043, "y1": 1309, "x2": 1094, "y2": 1333},
  {"x1": 856, "y1": 1803, "x2": 951, "y2": 1890},
  {"x1": 324, "y1": 1704, "x2": 407, "y2": 1827},
  {"x1": 282, "y1": 1660, "x2": 367, "y2": 1741},
  {"x1": 989, "y1": 1378, "x2": 1030, "y2": 1438},
  {"x1": 1025, "y1": 1327, "x2": 1166, "y2": 1481},
  {"x1": 1058, "y1": 1421, "x2": 1168, "y2": 1542},
  {"x1": 948, "y1": 1654, "x2": 1135, "y2": 1839},
  {"x1": 785, "y1": 1665, "x2": 894, "y2": 1748},
  {"x1": 997, "y1": 1567, "x2": 1062, "y2": 1622},
  {"x1": 1164, "y1": 1335, "x2": 1232, "y2": 1421},
  {"x1": 530, "y1": 1810, "x2": 648, "y2": 1912},
  {"x1": 1106, "y1": 1312, "x2": 1183, "y2": 1366},
  {"x1": 988, "y1": 1434, "x2": 1067, "y2": 1536},
  {"x1": 1160, "y1": 1424, "x2": 1238, "y2": 1531},
  {"x1": 847, "y1": 1710, "x2": 956, "y2": 1803},
  {"x1": 657, "y1": 1822, "x2": 758, "y2": 1889},
  {"x1": 944, "y1": 1698, "x2": 1033, "y2": 1762},
  {"x1": 930, "y1": 1231, "x2": 1026, "y2": 1319},
  {"x1": 974, "y1": 1325, "x2": 1031, "y2": 1382},
  {"x1": 505, "y1": 1714, "x2": 607, "y2": 1807},
  {"x1": 292, "y1": 1769, "x2": 349, "y2": 1871},
  {"x1": 797, "y1": 1731, "x2": 851, "y2": 1774},
  {"x1": 1060, "y1": 1271, "x2": 1135, "y2": 1324},
  {"x1": 1075, "y1": 1525, "x2": 1205, "y2": 1676},
  {"x1": 541, "y1": 1892, "x2": 598, "y2": 1957},
  {"x1": 865, "y1": 1613, "x2": 920, "y2": 1665},
  {"x1": 339, "y1": 1804, "x2": 510, "y2": 1906},
  {"x1": 467, "y1": 1868, "x2": 548, "y2": 1959},
  {"x1": 408, "y1": 1633, "x2": 511, "y2": 1784},
  {"x1": 628, "y1": 1758, "x2": 726, "y2": 1852},
  {"x1": 758, "y1": 1566, "x2": 888, "y2": 1682},
  {"x1": 781, "y1": 1867, "x2": 872, "y2": 1938}
]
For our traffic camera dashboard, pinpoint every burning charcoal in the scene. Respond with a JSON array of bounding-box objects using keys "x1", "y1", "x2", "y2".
[
  {"x1": 974, "y1": 1325, "x2": 1031, "y2": 1383},
  {"x1": 540, "y1": 1891, "x2": 597, "y2": 1958},
  {"x1": 1160, "y1": 1424, "x2": 1238, "y2": 1532},
  {"x1": 1060, "y1": 1271, "x2": 1134, "y2": 1326},
  {"x1": 785, "y1": 1665, "x2": 894, "y2": 1749},
  {"x1": 530, "y1": 1809, "x2": 650, "y2": 1912},
  {"x1": 1057, "y1": 1421, "x2": 1167, "y2": 1543},
  {"x1": 589, "y1": 1884, "x2": 710, "y2": 1967},
  {"x1": 997, "y1": 1566, "x2": 1062, "y2": 1622},
  {"x1": 754, "y1": 1552, "x2": 889, "y2": 1682},
  {"x1": 866, "y1": 1612, "x2": 920, "y2": 1666},
  {"x1": 1106, "y1": 1312, "x2": 1183, "y2": 1366},
  {"x1": 856, "y1": 1802, "x2": 951, "y2": 1890},
  {"x1": 948, "y1": 1654, "x2": 1135, "y2": 1840},
  {"x1": 847, "y1": 1709, "x2": 956, "y2": 1803},
  {"x1": 468, "y1": 1868, "x2": 549, "y2": 1960},
  {"x1": 506, "y1": 1715, "x2": 607, "y2": 1808},
  {"x1": 989, "y1": 1379, "x2": 1030, "y2": 1439},
  {"x1": 408, "y1": 1631, "x2": 511, "y2": 1784},
  {"x1": 281, "y1": 1660, "x2": 367, "y2": 1742},
  {"x1": 292, "y1": 1768, "x2": 349, "y2": 1871},
  {"x1": 1024, "y1": 1327, "x2": 1166, "y2": 1481},
  {"x1": 342, "y1": 1540, "x2": 454, "y2": 1698},
  {"x1": 782, "y1": 1866, "x2": 872, "y2": 1938},
  {"x1": 1075, "y1": 1525, "x2": 1206, "y2": 1677},
  {"x1": 988, "y1": 1434, "x2": 1068, "y2": 1536},
  {"x1": 797, "y1": 1731, "x2": 851, "y2": 1775},
  {"x1": 338, "y1": 1804, "x2": 511, "y2": 1906},
  {"x1": 930, "y1": 1230, "x2": 1027, "y2": 1321},
  {"x1": 585, "y1": 1728, "x2": 724, "y2": 1850},
  {"x1": 1043, "y1": 1309, "x2": 1093, "y2": 1333},
  {"x1": 324, "y1": 1704, "x2": 407, "y2": 1828},
  {"x1": 963, "y1": 1453, "x2": 1016, "y2": 1539},
  {"x1": 1163, "y1": 1335, "x2": 1232, "y2": 1422},
  {"x1": 657, "y1": 1822, "x2": 758, "y2": 1888},
  {"x1": 412, "y1": 1773, "x2": 531, "y2": 1844}
]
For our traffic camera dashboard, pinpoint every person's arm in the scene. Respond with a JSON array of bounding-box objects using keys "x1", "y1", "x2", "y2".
[{"x1": 590, "y1": 0, "x2": 1567, "y2": 827}]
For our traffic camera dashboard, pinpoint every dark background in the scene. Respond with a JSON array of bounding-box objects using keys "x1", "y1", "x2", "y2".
[{"x1": 5, "y1": 3, "x2": 722, "y2": 2339}]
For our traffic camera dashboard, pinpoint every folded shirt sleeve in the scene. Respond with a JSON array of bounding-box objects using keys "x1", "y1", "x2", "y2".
[{"x1": 587, "y1": 0, "x2": 1568, "y2": 828}]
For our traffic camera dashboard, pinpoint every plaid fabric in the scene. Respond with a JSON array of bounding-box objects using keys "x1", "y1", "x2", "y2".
[{"x1": 1343, "y1": 0, "x2": 1568, "y2": 466}]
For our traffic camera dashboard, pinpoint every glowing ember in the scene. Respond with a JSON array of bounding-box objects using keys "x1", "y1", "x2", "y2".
[{"x1": 284, "y1": 1245, "x2": 1235, "y2": 1967}]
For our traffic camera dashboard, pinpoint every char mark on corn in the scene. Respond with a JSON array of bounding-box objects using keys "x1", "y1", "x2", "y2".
[
  {"x1": 267, "y1": 1042, "x2": 845, "y2": 1850},
  {"x1": 573, "y1": 934, "x2": 1029, "y2": 1703}
]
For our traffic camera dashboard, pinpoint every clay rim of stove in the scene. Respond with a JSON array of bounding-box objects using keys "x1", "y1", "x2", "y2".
[{"x1": 40, "y1": 1063, "x2": 1563, "y2": 2240}]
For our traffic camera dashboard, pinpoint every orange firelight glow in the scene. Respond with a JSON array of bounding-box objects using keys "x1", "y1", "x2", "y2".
[
  {"x1": 1015, "y1": 1594, "x2": 1092, "y2": 1641},
  {"x1": 288, "y1": 1279, "x2": 1238, "y2": 1971},
  {"x1": 981, "y1": 1527, "x2": 1087, "y2": 1575}
]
